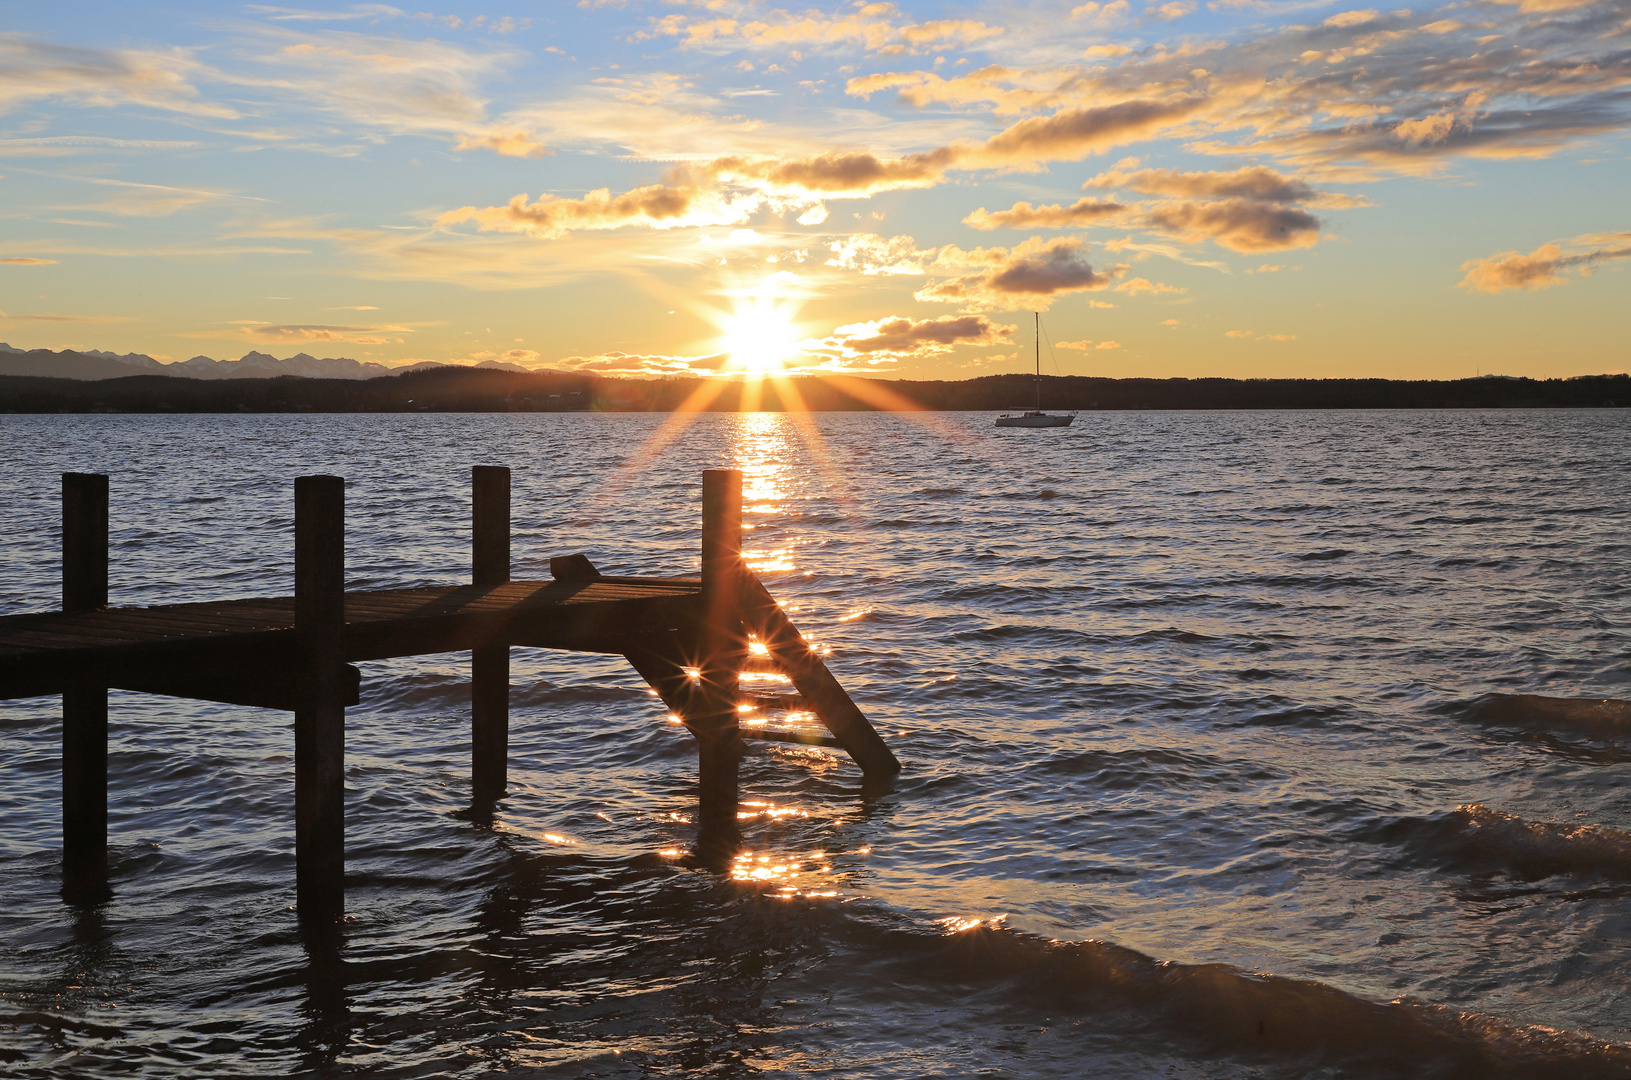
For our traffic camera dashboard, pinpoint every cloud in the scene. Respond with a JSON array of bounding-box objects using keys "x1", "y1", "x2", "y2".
[
  {"x1": 0, "y1": 311, "x2": 138, "y2": 322},
  {"x1": 1096, "y1": 340, "x2": 1122, "y2": 349},
  {"x1": 228, "y1": 322, "x2": 413, "y2": 343},
  {"x1": 438, "y1": 178, "x2": 761, "y2": 239},
  {"x1": 556, "y1": 350, "x2": 725, "y2": 376},
  {"x1": 914, "y1": 237, "x2": 1127, "y2": 311},
  {"x1": 1071, "y1": 1, "x2": 1132, "y2": 26},
  {"x1": 1225, "y1": 329, "x2": 1297, "y2": 340},
  {"x1": 0, "y1": 36, "x2": 237, "y2": 120},
  {"x1": 1057, "y1": 339, "x2": 1093, "y2": 349},
  {"x1": 973, "y1": 97, "x2": 1209, "y2": 166},
  {"x1": 453, "y1": 129, "x2": 549, "y2": 157},
  {"x1": 1142, "y1": 198, "x2": 1321, "y2": 252},
  {"x1": 811, "y1": 313, "x2": 1015, "y2": 360},
  {"x1": 1147, "y1": 1, "x2": 1196, "y2": 20},
  {"x1": 247, "y1": 5, "x2": 407, "y2": 22},
  {"x1": 1086, "y1": 164, "x2": 1333, "y2": 205},
  {"x1": 709, "y1": 147, "x2": 958, "y2": 197},
  {"x1": 1457, "y1": 232, "x2": 1631, "y2": 292},
  {"x1": 1114, "y1": 276, "x2": 1185, "y2": 295},
  {"x1": 0, "y1": 257, "x2": 57, "y2": 265},
  {"x1": 963, "y1": 196, "x2": 1128, "y2": 230},
  {"x1": 1323, "y1": 9, "x2": 1380, "y2": 27},
  {"x1": 0, "y1": 136, "x2": 202, "y2": 157},
  {"x1": 642, "y1": 8, "x2": 1004, "y2": 55},
  {"x1": 1487, "y1": 0, "x2": 1600, "y2": 11},
  {"x1": 826, "y1": 232, "x2": 940, "y2": 276}
]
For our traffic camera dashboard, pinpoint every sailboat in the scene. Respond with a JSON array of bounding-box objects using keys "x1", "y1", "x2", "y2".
[{"x1": 995, "y1": 312, "x2": 1074, "y2": 428}]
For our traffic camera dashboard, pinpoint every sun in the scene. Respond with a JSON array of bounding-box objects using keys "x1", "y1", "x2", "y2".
[{"x1": 717, "y1": 293, "x2": 803, "y2": 376}]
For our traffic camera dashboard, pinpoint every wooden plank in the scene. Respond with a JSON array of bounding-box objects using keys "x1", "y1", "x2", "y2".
[
  {"x1": 741, "y1": 727, "x2": 845, "y2": 749},
  {"x1": 744, "y1": 691, "x2": 808, "y2": 711},
  {"x1": 112, "y1": 663, "x2": 361, "y2": 711}
]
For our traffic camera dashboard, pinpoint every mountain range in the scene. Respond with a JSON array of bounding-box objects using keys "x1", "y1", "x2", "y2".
[{"x1": 0, "y1": 343, "x2": 542, "y2": 381}]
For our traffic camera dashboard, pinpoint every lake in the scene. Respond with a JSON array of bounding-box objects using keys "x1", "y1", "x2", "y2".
[{"x1": 2, "y1": 409, "x2": 1629, "y2": 1078}]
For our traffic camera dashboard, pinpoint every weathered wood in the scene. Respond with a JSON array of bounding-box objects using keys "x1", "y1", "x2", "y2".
[
  {"x1": 60, "y1": 473, "x2": 109, "y2": 898},
  {"x1": 742, "y1": 691, "x2": 808, "y2": 711},
  {"x1": 8, "y1": 468, "x2": 896, "y2": 909},
  {"x1": 0, "y1": 581, "x2": 702, "y2": 699},
  {"x1": 60, "y1": 683, "x2": 107, "y2": 899},
  {"x1": 740, "y1": 727, "x2": 845, "y2": 749},
  {"x1": 549, "y1": 553, "x2": 601, "y2": 581},
  {"x1": 694, "y1": 469, "x2": 746, "y2": 834},
  {"x1": 471, "y1": 465, "x2": 510, "y2": 802},
  {"x1": 112, "y1": 663, "x2": 361, "y2": 711},
  {"x1": 294, "y1": 475, "x2": 346, "y2": 921},
  {"x1": 740, "y1": 573, "x2": 901, "y2": 778},
  {"x1": 472, "y1": 466, "x2": 510, "y2": 587},
  {"x1": 62, "y1": 473, "x2": 108, "y2": 614}
]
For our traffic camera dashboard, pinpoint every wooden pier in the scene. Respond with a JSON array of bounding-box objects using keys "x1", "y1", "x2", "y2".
[{"x1": 0, "y1": 468, "x2": 899, "y2": 919}]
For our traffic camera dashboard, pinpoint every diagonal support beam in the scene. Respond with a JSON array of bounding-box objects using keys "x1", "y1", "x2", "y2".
[{"x1": 740, "y1": 572, "x2": 901, "y2": 779}]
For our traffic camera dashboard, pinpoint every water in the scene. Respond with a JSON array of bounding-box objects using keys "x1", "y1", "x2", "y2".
[{"x1": 2, "y1": 409, "x2": 1629, "y2": 1078}]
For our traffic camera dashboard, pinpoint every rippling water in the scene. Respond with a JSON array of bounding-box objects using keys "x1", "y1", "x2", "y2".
[{"x1": 2, "y1": 409, "x2": 1629, "y2": 1078}]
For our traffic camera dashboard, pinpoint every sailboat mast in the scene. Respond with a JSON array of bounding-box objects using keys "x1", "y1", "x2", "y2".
[{"x1": 1033, "y1": 311, "x2": 1041, "y2": 412}]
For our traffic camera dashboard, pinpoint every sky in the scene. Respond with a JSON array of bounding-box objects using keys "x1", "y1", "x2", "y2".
[{"x1": 0, "y1": 0, "x2": 1626, "y2": 382}]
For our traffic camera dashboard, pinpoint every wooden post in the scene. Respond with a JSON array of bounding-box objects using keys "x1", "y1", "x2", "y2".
[
  {"x1": 695, "y1": 469, "x2": 746, "y2": 837},
  {"x1": 471, "y1": 465, "x2": 510, "y2": 803},
  {"x1": 294, "y1": 475, "x2": 346, "y2": 920},
  {"x1": 61, "y1": 472, "x2": 109, "y2": 898}
]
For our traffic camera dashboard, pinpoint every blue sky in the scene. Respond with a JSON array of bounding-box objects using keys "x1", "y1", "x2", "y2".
[{"x1": 0, "y1": 0, "x2": 1626, "y2": 380}]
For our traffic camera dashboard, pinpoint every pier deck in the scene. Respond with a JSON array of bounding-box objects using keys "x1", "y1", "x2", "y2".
[
  {"x1": 0, "y1": 577, "x2": 702, "y2": 703},
  {"x1": 4, "y1": 467, "x2": 899, "y2": 920}
]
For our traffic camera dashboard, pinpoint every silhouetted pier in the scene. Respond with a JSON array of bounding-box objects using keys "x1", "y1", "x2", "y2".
[{"x1": 0, "y1": 467, "x2": 899, "y2": 920}]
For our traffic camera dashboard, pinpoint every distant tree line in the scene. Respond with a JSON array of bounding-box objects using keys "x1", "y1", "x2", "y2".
[{"x1": 0, "y1": 367, "x2": 1626, "y2": 414}]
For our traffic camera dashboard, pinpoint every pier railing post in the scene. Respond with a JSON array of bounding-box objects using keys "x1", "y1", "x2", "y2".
[
  {"x1": 471, "y1": 465, "x2": 510, "y2": 804},
  {"x1": 696, "y1": 468, "x2": 746, "y2": 839},
  {"x1": 295, "y1": 475, "x2": 346, "y2": 921},
  {"x1": 61, "y1": 472, "x2": 109, "y2": 899}
]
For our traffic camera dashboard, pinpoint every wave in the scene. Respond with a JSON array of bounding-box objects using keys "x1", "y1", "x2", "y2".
[
  {"x1": 1461, "y1": 694, "x2": 1631, "y2": 740},
  {"x1": 1364, "y1": 803, "x2": 1631, "y2": 880},
  {"x1": 1294, "y1": 548, "x2": 1354, "y2": 561},
  {"x1": 846, "y1": 918, "x2": 1631, "y2": 1079}
]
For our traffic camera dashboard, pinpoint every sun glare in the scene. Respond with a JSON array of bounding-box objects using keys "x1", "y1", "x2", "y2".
[{"x1": 717, "y1": 293, "x2": 802, "y2": 376}]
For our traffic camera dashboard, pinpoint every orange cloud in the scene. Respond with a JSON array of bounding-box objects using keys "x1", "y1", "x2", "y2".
[
  {"x1": 963, "y1": 196, "x2": 1128, "y2": 230},
  {"x1": 1114, "y1": 276, "x2": 1185, "y2": 295},
  {"x1": 1142, "y1": 198, "x2": 1321, "y2": 252},
  {"x1": 811, "y1": 313, "x2": 1015, "y2": 360},
  {"x1": 1457, "y1": 233, "x2": 1631, "y2": 293},
  {"x1": 913, "y1": 237, "x2": 1127, "y2": 311},
  {"x1": 453, "y1": 129, "x2": 550, "y2": 158}
]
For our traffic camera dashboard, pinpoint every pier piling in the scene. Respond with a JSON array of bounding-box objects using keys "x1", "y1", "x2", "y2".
[
  {"x1": 294, "y1": 475, "x2": 346, "y2": 920},
  {"x1": 471, "y1": 465, "x2": 510, "y2": 804},
  {"x1": 695, "y1": 469, "x2": 748, "y2": 837},
  {"x1": 60, "y1": 472, "x2": 109, "y2": 899}
]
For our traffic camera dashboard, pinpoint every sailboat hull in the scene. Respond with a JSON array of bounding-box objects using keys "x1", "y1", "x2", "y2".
[{"x1": 995, "y1": 413, "x2": 1074, "y2": 428}]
